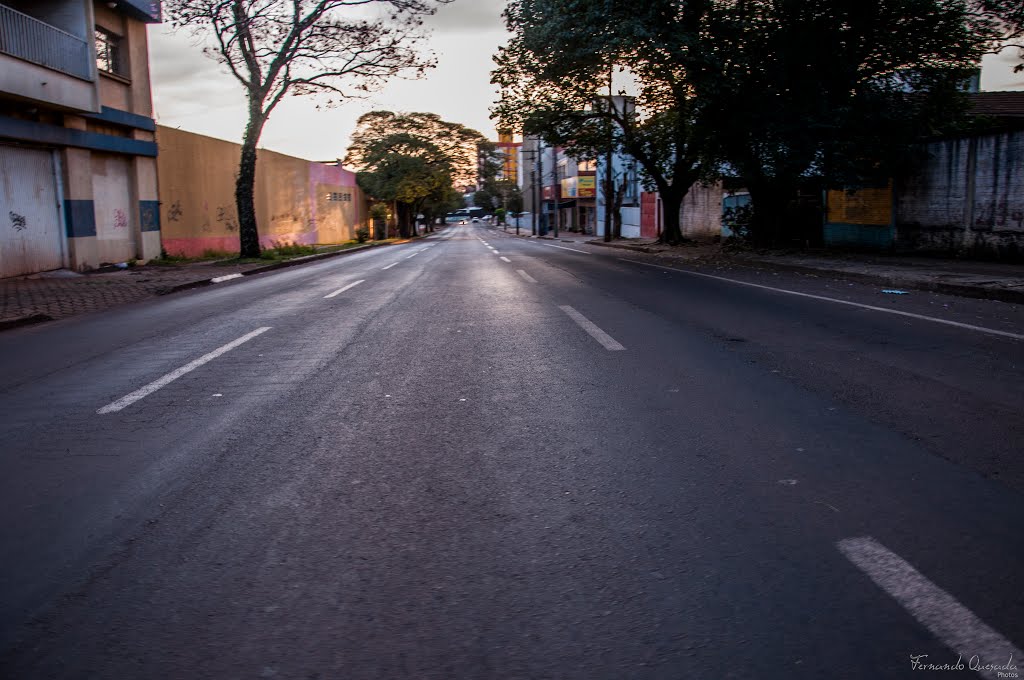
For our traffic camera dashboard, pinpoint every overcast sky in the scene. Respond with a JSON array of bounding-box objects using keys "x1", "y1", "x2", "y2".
[{"x1": 148, "y1": 1, "x2": 1024, "y2": 162}]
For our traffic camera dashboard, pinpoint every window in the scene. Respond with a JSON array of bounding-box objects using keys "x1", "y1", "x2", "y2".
[{"x1": 95, "y1": 28, "x2": 126, "y2": 78}]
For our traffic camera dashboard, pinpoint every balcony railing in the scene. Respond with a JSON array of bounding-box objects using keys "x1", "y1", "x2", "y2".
[{"x1": 0, "y1": 4, "x2": 92, "y2": 81}]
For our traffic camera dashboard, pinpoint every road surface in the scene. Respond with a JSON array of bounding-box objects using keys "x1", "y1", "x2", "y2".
[{"x1": 1, "y1": 224, "x2": 1021, "y2": 678}]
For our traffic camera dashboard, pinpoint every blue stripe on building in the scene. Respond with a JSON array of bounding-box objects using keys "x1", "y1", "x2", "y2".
[
  {"x1": 64, "y1": 200, "x2": 96, "y2": 238},
  {"x1": 140, "y1": 200, "x2": 160, "y2": 232}
]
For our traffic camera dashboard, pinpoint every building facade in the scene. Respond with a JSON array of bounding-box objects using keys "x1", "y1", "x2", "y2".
[{"x1": 0, "y1": 0, "x2": 161, "y2": 278}]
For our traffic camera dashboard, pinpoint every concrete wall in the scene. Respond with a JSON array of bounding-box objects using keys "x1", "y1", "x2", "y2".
[
  {"x1": 639, "y1": 183, "x2": 724, "y2": 241},
  {"x1": 157, "y1": 126, "x2": 367, "y2": 257},
  {"x1": 681, "y1": 182, "x2": 724, "y2": 240},
  {"x1": 896, "y1": 131, "x2": 1024, "y2": 259}
]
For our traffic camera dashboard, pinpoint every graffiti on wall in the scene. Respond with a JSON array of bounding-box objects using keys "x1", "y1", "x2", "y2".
[
  {"x1": 9, "y1": 211, "x2": 27, "y2": 231},
  {"x1": 217, "y1": 206, "x2": 238, "y2": 232},
  {"x1": 168, "y1": 201, "x2": 183, "y2": 222}
]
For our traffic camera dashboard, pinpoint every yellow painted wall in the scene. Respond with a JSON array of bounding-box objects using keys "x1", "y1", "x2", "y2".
[
  {"x1": 157, "y1": 126, "x2": 367, "y2": 256},
  {"x1": 827, "y1": 185, "x2": 893, "y2": 226}
]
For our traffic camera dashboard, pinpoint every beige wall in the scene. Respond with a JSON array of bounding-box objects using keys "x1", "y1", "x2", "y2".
[{"x1": 157, "y1": 126, "x2": 368, "y2": 257}]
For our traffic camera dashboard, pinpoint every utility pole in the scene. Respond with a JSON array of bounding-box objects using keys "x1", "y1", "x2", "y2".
[
  {"x1": 537, "y1": 142, "x2": 545, "y2": 236},
  {"x1": 552, "y1": 144, "x2": 560, "y2": 238},
  {"x1": 604, "y1": 63, "x2": 614, "y2": 243}
]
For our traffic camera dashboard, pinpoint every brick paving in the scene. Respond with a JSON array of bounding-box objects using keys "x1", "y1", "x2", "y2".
[{"x1": 0, "y1": 262, "x2": 266, "y2": 325}]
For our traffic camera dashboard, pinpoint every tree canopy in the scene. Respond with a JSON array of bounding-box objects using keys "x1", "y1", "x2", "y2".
[
  {"x1": 494, "y1": 0, "x2": 1006, "y2": 246},
  {"x1": 345, "y1": 111, "x2": 487, "y2": 236},
  {"x1": 345, "y1": 111, "x2": 490, "y2": 192},
  {"x1": 493, "y1": 0, "x2": 718, "y2": 244}
]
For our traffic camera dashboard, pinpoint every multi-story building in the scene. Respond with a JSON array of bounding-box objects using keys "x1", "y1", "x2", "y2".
[
  {"x1": 0, "y1": 0, "x2": 161, "y2": 277},
  {"x1": 495, "y1": 130, "x2": 520, "y2": 182}
]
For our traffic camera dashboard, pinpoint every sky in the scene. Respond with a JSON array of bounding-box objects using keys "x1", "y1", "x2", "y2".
[
  {"x1": 148, "y1": 1, "x2": 1024, "y2": 163},
  {"x1": 147, "y1": 0, "x2": 511, "y2": 162}
]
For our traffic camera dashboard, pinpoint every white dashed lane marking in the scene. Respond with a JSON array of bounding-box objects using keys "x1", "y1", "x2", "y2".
[
  {"x1": 559, "y1": 305, "x2": 625, "y2": 351},
  {"x1": 98, "y1": 327, "x2": 272, "y2": 414},
  {"x1": 838, "y1": 537, "x2": 1022, "y2": 679},
  {"x1": 324, "y1": 279, "x2": 365, "y2": 299},
  {"x1": 517, "y1": 270, "x2": 536, "y2": 283}
]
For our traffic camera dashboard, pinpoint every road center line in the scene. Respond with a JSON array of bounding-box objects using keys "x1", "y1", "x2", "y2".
[
  {"x1": 406, "y1": 252, "x2": 420, "y2": 259},
  {"x1": 559, "y1": 305, "x2": 625, "y2": 351},
  {"x1": 838, "y1": 537, "x2": 1022, "y2": 678},
  {"x1": 517, "y1": 269, "x2": 536, "y2": 283},
  {"x1": 97, "y1": 327, "x2": 272, "y2": 414},
  {"x1": 382, "y1": 262, "x2": 398, "y2": 270},
  {"x1": 500, "y1": 256, "x2": 511, "y2": 263},
  {"x1": 621, "y1": 259, "x2": 1024, "y2": 341},
  {"x1": 324, "y1": 279, "x2": 365, "y2": 299}
]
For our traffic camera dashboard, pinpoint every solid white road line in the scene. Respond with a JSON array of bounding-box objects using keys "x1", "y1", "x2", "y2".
[
  {"x1": 838, "y1": 537, "x2": 1022, "y2": 678},
  {"x1": 98, "y1": 327, "x2": 272, "y2": 414},
  {"x1": 382, "y1": 262, "x2": 398, "y2": 270},
  {"x1": 541, "y1": 243, "x2": 590, "y2": 254},
  {"x1": 517, "y1": 269, "x2": 537, "y2": 283},
  {"x1": 211, "y1": 273, "x2": 243, "y2": 284},
  {"x1": 622, "y1": 259, "x2": 1024, "y2": 342},
  {"x1": 324, "y1": 279, "x2": 365, "y2": 299},
  {"x1": 500, "y1": 256, "x2": 511, "y2": 263},
  {"x1": 559, "y1": 305, "x2": 625, "y2": 351}
]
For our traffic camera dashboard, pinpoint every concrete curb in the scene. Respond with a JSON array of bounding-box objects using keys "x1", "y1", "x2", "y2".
[
  {"x1": 571, "y1": 238, "x2": 1024, "y2": 305},
  {"x1": 160, "y1": 241, "x2": 387, "y2": 295},
  {"x1": 0, "y1": 313, "x2": 54, "y2": 332},
  {"x1": 730, "y1": 257, "x2": 1024, "y2": 305}
]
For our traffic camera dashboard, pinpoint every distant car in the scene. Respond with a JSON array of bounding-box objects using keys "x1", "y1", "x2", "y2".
[
  {"x1": 471, "y1": 217, "x2": 480, "y2": 223},
  {"x1": 458, "y1": 217, "x2": 469, "y2": 225}
]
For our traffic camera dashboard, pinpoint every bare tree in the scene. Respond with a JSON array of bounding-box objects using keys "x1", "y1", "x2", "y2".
[{"x1": 167, "y1": 0, "x2": 450, "y2": 257}]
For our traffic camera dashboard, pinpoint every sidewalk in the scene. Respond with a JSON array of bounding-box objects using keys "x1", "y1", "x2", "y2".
[
  {"x1": 0, "y1": 242, "x2": 387, "y2": 331},
  {"x1": 491, "y1": 225, "x2": 1024, "y2": 304}
]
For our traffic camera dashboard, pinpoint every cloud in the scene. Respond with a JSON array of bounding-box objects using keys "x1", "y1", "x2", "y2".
[
  {"x1": 980, "y1": 50, "x2": 1024, "y2": 91},
  {"x1": 426, "y1": 0, "x2": 507, "y2": 33}
]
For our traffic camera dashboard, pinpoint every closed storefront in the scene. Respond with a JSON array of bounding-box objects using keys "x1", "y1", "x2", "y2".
[
  {"x1": 91, "y1": 153, "x2": 136, "y2": 264},
  {"x1": 0, "y1": 145, "x2": 65, "y2": 278}
]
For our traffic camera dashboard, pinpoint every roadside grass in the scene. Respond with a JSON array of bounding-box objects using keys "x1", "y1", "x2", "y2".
[{"x1": 151, "y1": 238, "x2": 406, "y2": 267}]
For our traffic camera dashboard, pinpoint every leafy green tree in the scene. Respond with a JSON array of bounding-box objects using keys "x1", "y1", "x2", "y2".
[
  {"x1": 695, "y1": 0, "x2": 1002, "y2": 245},
  {"x1": 166, "y1": 0, "x2": 449, "y2": 258},
  {"x1": 346, "y1": 112, "x2": 495, "y2": 236},
  {"x1": 473, "y1": 189, "x2": 496, "y2": 213},
  {"x1": 345, "y1": 111, "x2": 491, "y2": 192},
  {"x1": 493, "y1": 0, "x2": 718, "y2": 245},
  {"x1": 354, "y1": 134, "x2": 453, "y2": 237}
]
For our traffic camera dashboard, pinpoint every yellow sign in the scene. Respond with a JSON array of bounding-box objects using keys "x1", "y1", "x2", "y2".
[{"x1": 577, "y1": 176, "x2": 596, "y2": 198}]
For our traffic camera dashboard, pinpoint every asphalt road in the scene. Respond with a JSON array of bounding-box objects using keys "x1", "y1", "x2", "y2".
[{"x1": 0, "y1": 224, "x2": 1021, "y2": 679}]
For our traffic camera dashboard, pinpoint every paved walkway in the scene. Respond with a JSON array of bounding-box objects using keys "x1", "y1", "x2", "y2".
[
  {"x1": 0, "y1": 261, "x2": 267, "y2": 328},
  {"x1": 0, "y1": 240, "x2": 417, "y2": 330}
]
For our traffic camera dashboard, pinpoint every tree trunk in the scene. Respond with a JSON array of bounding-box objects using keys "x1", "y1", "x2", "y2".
[
  {"x1": 658, "y1": 187, "x2": 686, "y2": 245},
  {"x1": 612, "y1": 176, "x2": 627, "y2": 239},
  {"x1": 236, "y1": 106, "x2": 267, "y2": 259},
  {"x1": 747, "y1": 177, "x2": 797, "y2": 248},
  {"x1": 603, "y1": 172, "x2": 614, "y2": 242}
]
